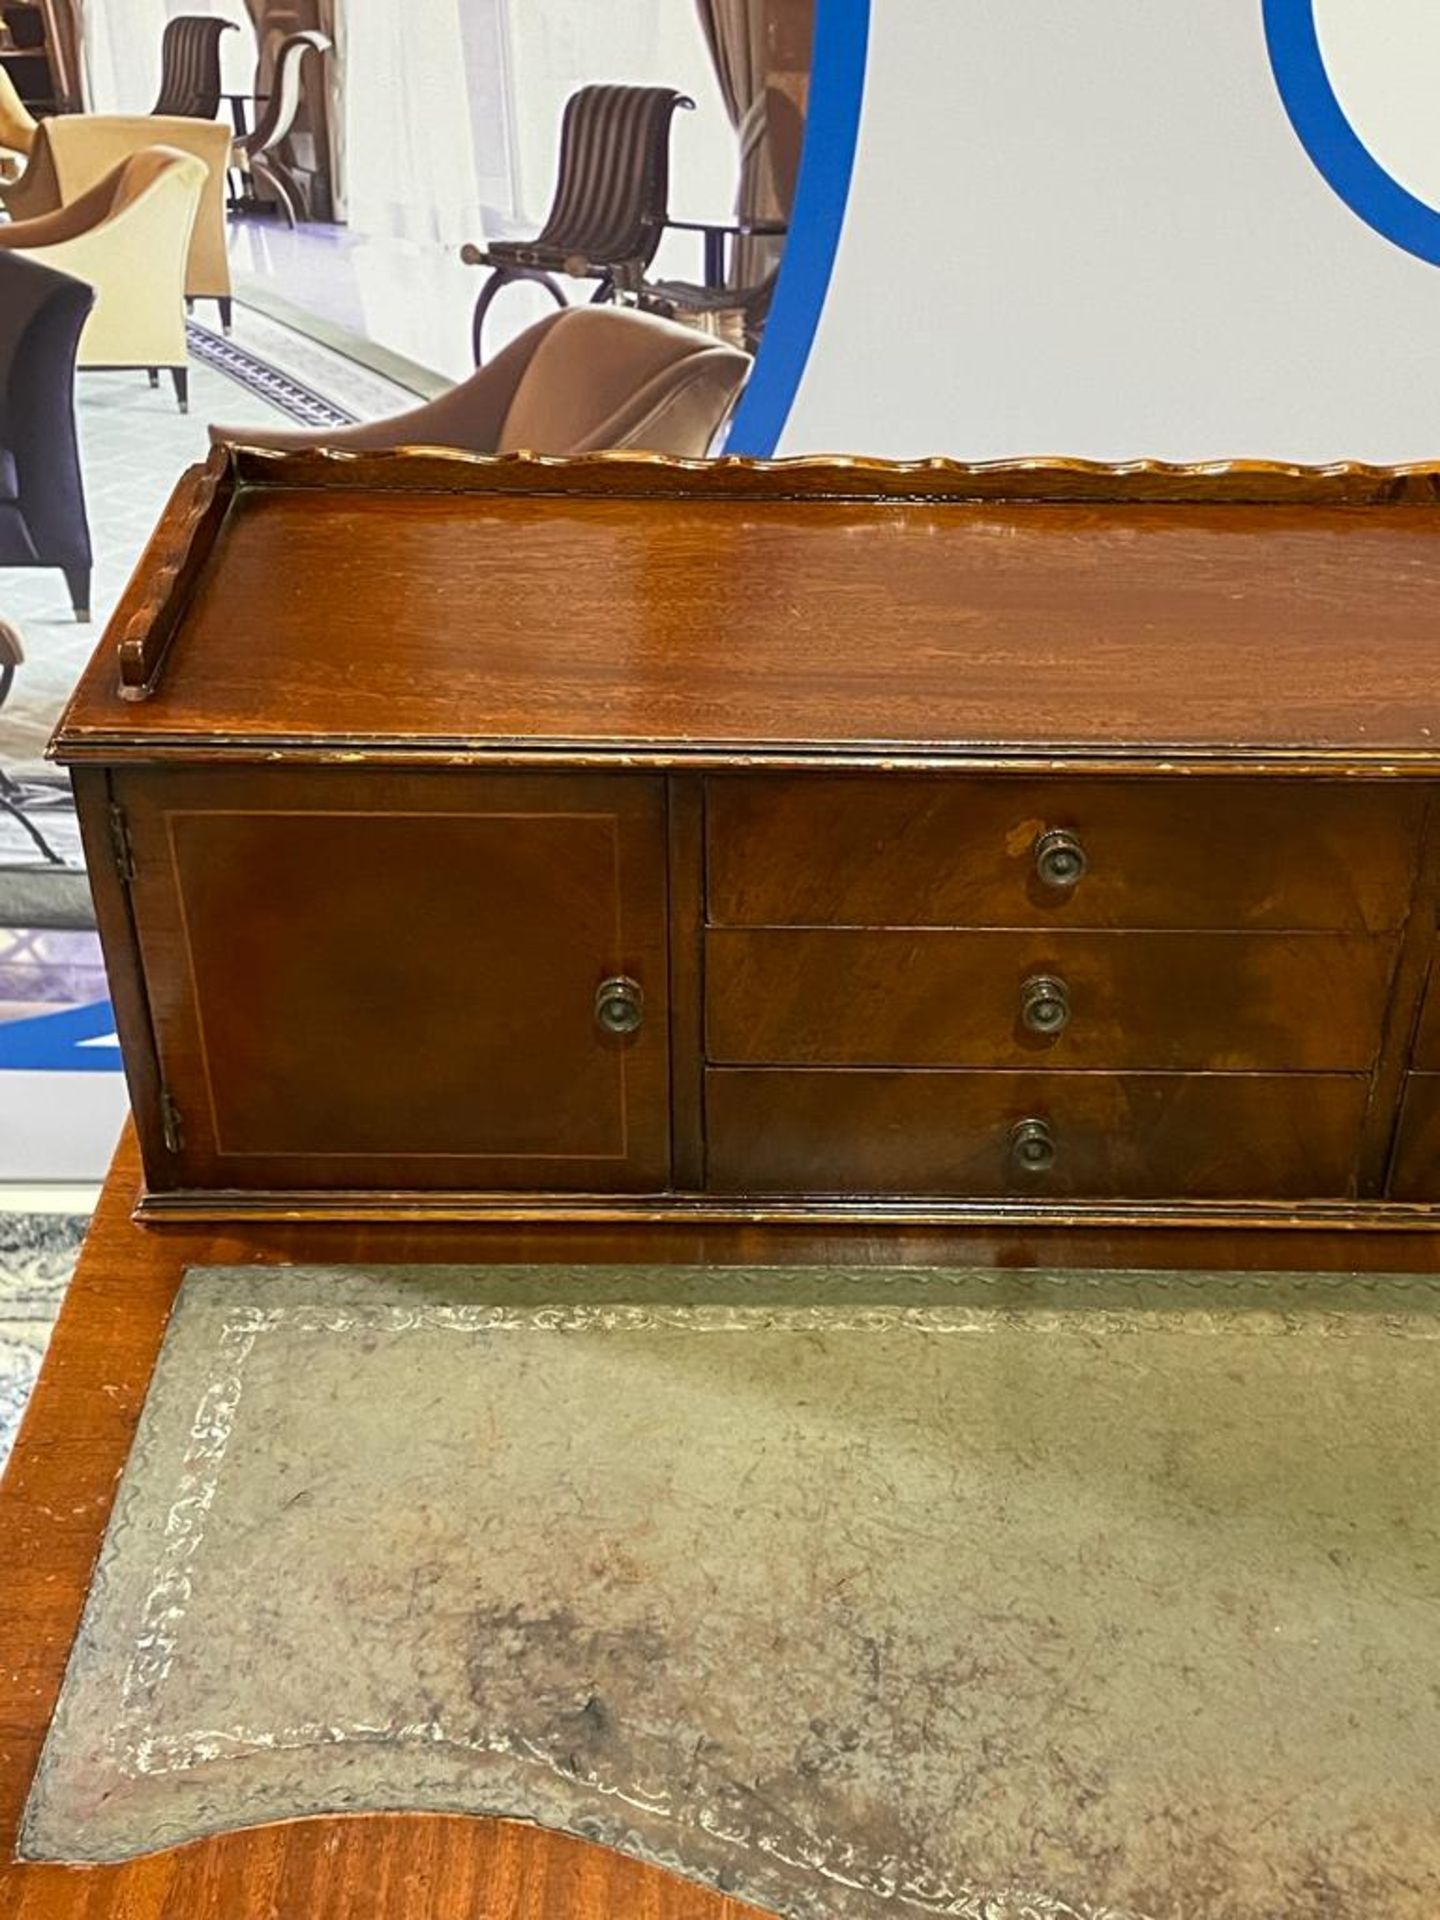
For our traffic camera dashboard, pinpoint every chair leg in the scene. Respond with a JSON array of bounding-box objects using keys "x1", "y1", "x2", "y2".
[
  {"x1": 470, "y1": 266, "x2": 567, "y2": 367},
  {"x1": 64, "y1": 565, "x2": 91, "y2": 623},
  {"x1": 254, "y1": 154, "x2": 304, "y2": 229},
  {"x1": 185, "y1": 297, "x2": 194, "y2": 315},
  {"x1": 218, "y1": 295, "x2": 233, "y2": 333},
  {"x1": 147, "y1": 368, "x2": 160, "y2": 389},
  {"x1": 170, "y1": 366, "x2": 189, "y2": 414}
]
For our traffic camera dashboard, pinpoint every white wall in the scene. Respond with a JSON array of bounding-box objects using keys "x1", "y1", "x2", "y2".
[{"x1": 783, "y1": 0, "x2": 1440, "y2": 461}]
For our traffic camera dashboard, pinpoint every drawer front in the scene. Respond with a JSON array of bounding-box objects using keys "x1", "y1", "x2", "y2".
[
  {"x1": 706, "y1": 928, "x2": 1394, "y2": 1072},
  {"x1": 707, "y1": 777, "x2": 1422, "y2": 932},
  {"x1": 1389, "y1": 1075, "x2": 1440, "y2": 1198},
  {"x1": 706, "y1": 1069, "x2": 1368, "y2": 1198}
]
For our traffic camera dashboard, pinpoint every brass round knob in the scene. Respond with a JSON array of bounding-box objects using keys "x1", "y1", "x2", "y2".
[
  {"x1": 1009, "y1": 1117, "x2": 1056, "y2": 1176},
  {"x1": 1033, "y1": 827, "x2": 1087, "y2": 890},
  {"x1": 595, "y1": 975, "x2": 644, "y2": 1036},
  {"x1": 1020, "y1": 973, "x2": 1071, "y2": 1037}
]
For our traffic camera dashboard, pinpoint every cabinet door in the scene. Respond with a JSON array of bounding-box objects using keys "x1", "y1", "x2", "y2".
[{"x1": 117, "y1": 769, "x2": 671, "y2": 1194}]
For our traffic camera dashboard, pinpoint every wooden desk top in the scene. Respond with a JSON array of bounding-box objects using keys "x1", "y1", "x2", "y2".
[
  {"x1": 50, "y1": 449, "x2": 1440, "y2": 774},
  {"x1": 5, "y1": 1130, "x2": 1440, "y2": 1918}
]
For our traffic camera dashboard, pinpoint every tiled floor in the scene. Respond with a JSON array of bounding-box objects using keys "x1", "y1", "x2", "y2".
[{"x1": 227, "y1": 213, "x2": 733, "y2": 389}]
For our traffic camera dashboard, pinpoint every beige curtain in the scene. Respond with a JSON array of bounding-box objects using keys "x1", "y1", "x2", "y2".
[{"x1": 694, "y1": 0, "x2": 783, "y2": 287}]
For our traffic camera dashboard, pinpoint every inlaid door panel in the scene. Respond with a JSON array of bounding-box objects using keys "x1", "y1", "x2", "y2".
[{"x1": 116, "y1": 769, "x2": 671, "y2": 1192}]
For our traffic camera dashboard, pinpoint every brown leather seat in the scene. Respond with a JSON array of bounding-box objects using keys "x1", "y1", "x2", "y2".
[{"x1": 208, "y1": 305, "x2": 753, "y2": 459}]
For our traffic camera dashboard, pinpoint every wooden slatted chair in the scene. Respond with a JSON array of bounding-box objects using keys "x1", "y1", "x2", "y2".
[
  {"x1": 152, "y1": 15, "x2": 235, "y2": 120},
  {"x1": 233, "y1": 29, "x2": 330, "y2": 225},
  {"x1": 460, "y1": 84, "x2": 693, "y2": 365}
]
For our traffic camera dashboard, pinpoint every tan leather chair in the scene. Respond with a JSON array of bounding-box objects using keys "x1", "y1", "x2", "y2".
[
  {"x1": 0, "y1": 147, "x2": 206, "y2": 410},
  {"x1": 0, "y1": 67, "x2": 37, "y2": 170},
  {"x1": 1, "y1": 115, "x2": 233, "y2": 329},
  {"x1": 209, "y1": 305, "x2": 752, "y2": 457}
]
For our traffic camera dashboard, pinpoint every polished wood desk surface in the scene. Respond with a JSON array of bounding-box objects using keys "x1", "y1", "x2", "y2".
[
  {"x1": 4, "y1": 1128, "x2": 1440, "y2": 1918},
  {"x1": 53, "y1": 448, "x2": 1440, "y2": 769}
]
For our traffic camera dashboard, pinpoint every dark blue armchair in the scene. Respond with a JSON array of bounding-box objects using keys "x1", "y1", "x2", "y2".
[{"x1": 0, "y1": 251, "x2": 93, "y2": 620}]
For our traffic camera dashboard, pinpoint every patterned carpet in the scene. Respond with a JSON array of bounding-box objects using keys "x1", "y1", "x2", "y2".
[
  {"x1": 186, "y1": 321, "x2": 359, "y2": 430},
  {"x1": 0, "y1": 1214, "x2": 86, "y2": 1470}
]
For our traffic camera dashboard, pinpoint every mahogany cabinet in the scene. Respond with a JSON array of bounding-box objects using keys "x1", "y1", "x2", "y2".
[{"x1": 49, "y1": 446, "x2": 1440, "y2": 1222}]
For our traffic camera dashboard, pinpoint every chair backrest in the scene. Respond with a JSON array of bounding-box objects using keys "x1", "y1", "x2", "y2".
[
  {"x1": 244, "y1": 29, "x2": 330, "y2": 156},
  {"x1": 108, "y1": 145, "x2": 203, "y2": 214},
  {"x1": 0, "y1": 111, "x2": 57, "y2": 223},
  {"x1": 0, "y1": 251, "x2": 92, "y2": 567},
  {"x1": 535, "y1": 85, "x2": 693, "y2": 274},
  {"x1": 0, "y1": 64, "x2": 37, "y2": 155},
  {"x1": 0, "y1": 249, "x2": 90, "y2": 402},
  {"x1": 497, "y1": 304, "x2": 751, "y2": 457},
  {"x1": 42, "y1": 114, "x2": 232, "y2": 297},
  {"x1": 152, "y1": 15, "x2": 236, "y2": 119}
]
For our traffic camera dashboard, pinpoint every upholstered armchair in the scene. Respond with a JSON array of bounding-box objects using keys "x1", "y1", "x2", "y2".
[
  {"x1": 0, "y1": 147, "x2": 206, "y2": 411},
  {"x1": 1, "y1": 116, "x2": 234, "y2": 329},
  {"x1": 0, "y1": 253, "x2": 94, "y2": 621},
  {"x1": 209, "y1": 306, "x2": 752, "y2": 458},
  {"x1": 0, "y1": 66, "x2": 36, "y2": 175}
]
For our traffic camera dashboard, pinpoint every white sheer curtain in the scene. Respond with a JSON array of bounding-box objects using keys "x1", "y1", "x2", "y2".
[
  {"x1": 340, "y1": 0, "x2": 483, "y2": 246},
  {"x1": 503, "y1": 0, "x2": 734, "y2": 233},
  {"x1": 78, "y1": 0, "x2": 169, "y2": 112},
  {"x1": 79, "y1": 0, "x2": 253, "y2": 114}
]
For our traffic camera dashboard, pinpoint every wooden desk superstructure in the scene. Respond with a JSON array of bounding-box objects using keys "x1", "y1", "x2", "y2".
[
  {"x1": 49, "y1": 447, "x2": 1440, "y2": 1223},
  {"x1": 13, "y1": 451, "x2": 1440, "y2": 1911}
]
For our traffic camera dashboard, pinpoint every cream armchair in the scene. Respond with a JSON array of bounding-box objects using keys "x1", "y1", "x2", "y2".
[
  {"x1": 0, "y1": 67, "x2": 37, "y2": 176},
  {"x1": 1, "y1": 115, "x2": 233, "y2": 329},
  {"x1": 0, "y1": 147, "x2": 205, "y2": 410}
]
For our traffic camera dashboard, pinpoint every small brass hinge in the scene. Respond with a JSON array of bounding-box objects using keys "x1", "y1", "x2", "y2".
[
  {"x1": 160, "y1": 1090, "x2": 184, "y2": 1155},
  {"x1": 108, "y1": 801, "x2": 135, "y2": 885}
]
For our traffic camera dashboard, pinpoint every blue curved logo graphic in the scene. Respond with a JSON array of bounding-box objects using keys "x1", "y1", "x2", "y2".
[
  {"x1": 725, "y1": 0, "x2": 869, "y2": 456},
  {"x1": 1265, "y1": 0, "x2": 1440, "y2": 265}
]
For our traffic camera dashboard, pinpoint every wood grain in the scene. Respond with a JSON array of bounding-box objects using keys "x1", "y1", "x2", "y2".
[
  {"x1": 50, "y1": 461, "x2": 1440, "y2": 771},
  {"x1": 705, "y1": 928, "x2": 1395, "y2": 1072},
  {"x1": 113, "y1": 767, "x2": 672, "y2": 1196},
  {"x1": 705, "y1": 1069, "x2": 1370, "y2": 1199},
  {"x1": 706, "y1": 776, "x2": 1424, "y2": 933},
  {"x1": 1406, "y1": 942, "x2": 1440, "y2": 1072},
  {"x1": 1389, "y1": 1076, "x2": 1440, "y2": 1199}
]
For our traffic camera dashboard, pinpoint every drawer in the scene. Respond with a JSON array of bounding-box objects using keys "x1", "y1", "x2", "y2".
[
  {"x1": 707, "y1": 777, "x2": 1422, "y2": 932},
  {"x1": 706, "y1": 928, "x2": 1394, "y2": 1072},
  {"x1": 1389, "y1": 1075, "x2": 1440, "y2": 1198},
  {"x1": 706, "y1": 1069, "x2": 1368, "y2": 1198}
]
